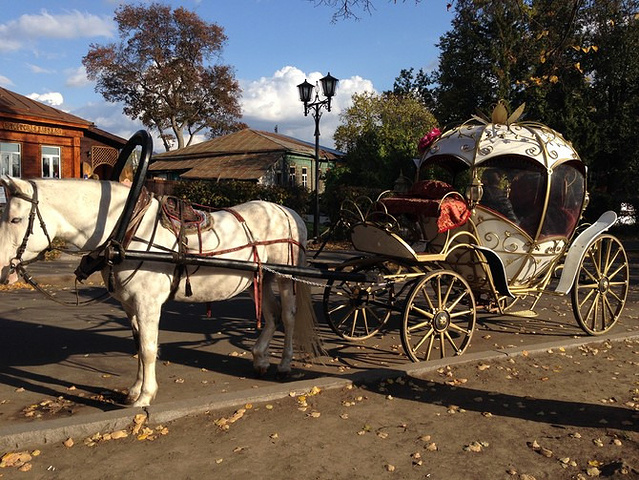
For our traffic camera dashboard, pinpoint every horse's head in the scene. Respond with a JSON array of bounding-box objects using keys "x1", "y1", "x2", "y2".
[{"x1": 0, "y1": 177, "x2": 54, "y2": 284}]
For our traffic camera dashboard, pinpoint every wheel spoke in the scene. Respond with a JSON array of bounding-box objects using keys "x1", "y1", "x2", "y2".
[
  {"x1": 448, "y1": 321, "x2": 472, "y2": 335},
  {"x1": 444, "y1": 331, "x2": 462, "y2": 355},
  {"x1": 424, "y1": 333, "x2": 436, "y2": 362},
  {"x1": 577, "y1": 287, "x2": 596, "y2": 310},
  {"x1": 412, "y1": 326, "x2": 435, "y2": 351},
  {"x1": 333, "y1": 305, "x2": 357, "y2": 329},
  {"x1": 409, "y1": 305, "x2": 435, "y2": 321},
  {"x1": 420, "y1": 287, "x2": 435, "y2": 312},
  {"x1": 328, "y1": 303, "x2": 351, "y2": 316},
  {"x1": 602, "y1": 248, "x2": 621, "y2": 277},
  {"x1": 586, "y1": 249, "x2": 603, "y2": 279},
  {"x1": 349, "y1": 310, "x2": 360, "y2": 337}
]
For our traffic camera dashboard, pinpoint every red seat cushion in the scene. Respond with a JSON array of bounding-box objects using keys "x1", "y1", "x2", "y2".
[{"x1": 409, "y1": 180, "x2": 454, "y2": 199}]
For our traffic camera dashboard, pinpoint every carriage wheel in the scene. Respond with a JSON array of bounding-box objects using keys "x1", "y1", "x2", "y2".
[
  {"x1": 323, "y1": 259, "x2": 396, "y2": 341},
  {"x1": 401, "y1": 270, "x2": 476, "y2": 362},
  {"x1": 571, "y1": 234, "x2": 629, "y2": 335}
]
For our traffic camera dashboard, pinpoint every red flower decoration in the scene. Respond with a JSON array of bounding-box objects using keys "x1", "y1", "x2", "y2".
[{"x1": 418, "y1": 127, "x2": 442, "y2": 155}]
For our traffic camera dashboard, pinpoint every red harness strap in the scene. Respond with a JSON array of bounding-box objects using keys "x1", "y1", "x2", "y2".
[{"x1": 195, "y1": 207, "x2": 304, "y2": 329}]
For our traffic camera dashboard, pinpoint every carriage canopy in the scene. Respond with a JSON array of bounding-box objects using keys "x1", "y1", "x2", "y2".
[{"x1": 418, "y1": 120, "x2": 587, "y2": 241}]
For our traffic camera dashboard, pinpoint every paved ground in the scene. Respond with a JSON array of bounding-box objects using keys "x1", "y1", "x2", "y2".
[{"x1": 0, "y1": 247, "x2": 637, "y2": 472}]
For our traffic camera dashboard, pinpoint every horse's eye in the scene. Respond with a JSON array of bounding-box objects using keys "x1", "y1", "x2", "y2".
[{"x1": 10, "y1": 218, "x2": 22, "y2": 224}]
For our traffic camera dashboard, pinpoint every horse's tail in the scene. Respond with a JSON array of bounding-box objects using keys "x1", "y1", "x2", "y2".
[
  {"x1": 291, "y1": 216, "x2": 323, "y2": 359},
  {"x1": 293, "y1": 281, "x2": 324, "y2": 360}
]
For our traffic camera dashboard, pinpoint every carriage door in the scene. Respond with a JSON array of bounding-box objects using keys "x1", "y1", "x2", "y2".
[{"x1": 42, "y1": 146, "x2": 61, "y2": 178}]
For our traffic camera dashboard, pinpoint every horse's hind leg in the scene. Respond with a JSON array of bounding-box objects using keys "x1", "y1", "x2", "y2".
[
  {"x1": 251, "y1": 275, "x2": 281, "y2": 376},
  {"x1": 277, "y1": 278, "x2": 297, "y2": 376}
]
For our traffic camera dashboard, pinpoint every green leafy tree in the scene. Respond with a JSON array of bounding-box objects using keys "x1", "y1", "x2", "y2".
[
  {"x1": 83, "y1": 3, "x2": 245, "y2": 151},
  {"x1": 579, "y1": 0, "x2": 639, "y2": 197},
  {"x1": 333, "y1": 92, "x2": 438, "y2": 188},
  {"x1": 393, "y1": 68, "x2": 437, "y2": 111}
]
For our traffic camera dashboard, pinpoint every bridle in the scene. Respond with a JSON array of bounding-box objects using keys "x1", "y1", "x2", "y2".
[
  {"x1": 8, "y1": 180, "x2": 54, "y2": 275},
  {"x1": 5, "y1": 180, "x2": 111, "y2": 306}
]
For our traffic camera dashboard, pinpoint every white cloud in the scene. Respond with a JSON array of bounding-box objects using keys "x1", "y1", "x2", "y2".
[
  {"x1": 240, "y1": 66, "x2": 376, "y2": 148},
  {"x1": 0, "y1": 10, "x2": 114, "y2": 52},
  {"x1": 0, "y1": 75, "x2": 14, "y2": 87},
  {"x1": 27, "y1": 91, "x2": 64, "y2": 106},
  {"x1": 28, "y1": 64, "x2": 54, "y2": 74},
  {"x1": 65, "y1": 66, "x2": 91, "y2": 88}
]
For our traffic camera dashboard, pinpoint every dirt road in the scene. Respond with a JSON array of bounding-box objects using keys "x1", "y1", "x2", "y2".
[{"x1": 1, "y1": 337, "x2": 637, "y2": 480}]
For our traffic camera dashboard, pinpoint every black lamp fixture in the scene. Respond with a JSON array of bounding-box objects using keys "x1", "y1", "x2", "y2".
[{"x1": 296, "y1": 72, "x2": 339, "y2": 239}]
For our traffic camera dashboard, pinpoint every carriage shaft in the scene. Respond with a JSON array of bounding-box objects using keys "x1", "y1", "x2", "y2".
[{"x1": 122, "y1": 249, "x2": 372, "y2": 283}]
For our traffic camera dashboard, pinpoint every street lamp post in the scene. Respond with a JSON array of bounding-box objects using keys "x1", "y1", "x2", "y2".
[{"x1": 297, "y1": 72, "x2": 338, "y2": 239}]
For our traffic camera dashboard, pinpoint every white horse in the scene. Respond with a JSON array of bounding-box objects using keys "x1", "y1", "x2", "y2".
[{"x1": 0, "y1": 176, "x2": 319, "y2": 407}]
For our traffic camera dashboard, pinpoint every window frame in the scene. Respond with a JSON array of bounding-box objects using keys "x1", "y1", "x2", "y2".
[
  {"x1": 0, "y1": 142, "x2": 21, "y2": 177},
  {"x1": 41, "y1": 145, "x2": 61, "y2": 178}
]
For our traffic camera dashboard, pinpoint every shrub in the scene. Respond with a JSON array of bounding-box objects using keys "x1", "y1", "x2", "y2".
[{"x1": 173, "y1": 180, "x2": 310, "y2": 214}]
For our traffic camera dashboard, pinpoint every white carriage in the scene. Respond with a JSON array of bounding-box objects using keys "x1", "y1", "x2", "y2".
[{"x1": 322, "y1": 111, "x2": 629, "y2": 362}]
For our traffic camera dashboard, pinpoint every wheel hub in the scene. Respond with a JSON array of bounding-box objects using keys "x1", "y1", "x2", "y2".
[
  {"x1": 598, "y1": 277, "x2": 609, "y2": 293},
  {"x1": 433, "y1": 311, "x2": 450, "y2": 332}
]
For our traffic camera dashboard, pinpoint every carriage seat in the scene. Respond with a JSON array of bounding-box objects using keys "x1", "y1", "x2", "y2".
[{"x1": 378, "y1": 180, "x2": 470, "y2": 233}]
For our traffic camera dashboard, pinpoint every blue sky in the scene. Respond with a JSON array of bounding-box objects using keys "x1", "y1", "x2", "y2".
[{"x1": 0, "y1": 0, "x2": 454, "y2": 149}]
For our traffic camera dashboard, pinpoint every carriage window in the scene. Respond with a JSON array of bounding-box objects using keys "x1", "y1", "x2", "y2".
[
  {"x1": 1, "y1": 143, "x2": 21, "y2": 177},
  {"x1": 477, "y1": 156, "x2": 547, "y2": 237},
  {"x1": 539, "y1": 162, "x2": 586, "y2": 239},
  {"x1": 42, "y1": 146, "x2": 61, "y2": 178},
  {"x1": 419, "y1": 156, "x2": 470, "y2": 194}
]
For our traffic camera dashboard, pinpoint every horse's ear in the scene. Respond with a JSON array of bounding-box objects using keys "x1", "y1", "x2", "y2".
[{"x1": 0, "y1": 176, "x2": 22, "y2": 199}]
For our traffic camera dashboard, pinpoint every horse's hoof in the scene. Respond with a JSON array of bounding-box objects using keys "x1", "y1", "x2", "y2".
[{"x1": 254, "y1": 366, "x2": 269, "y2": 378}]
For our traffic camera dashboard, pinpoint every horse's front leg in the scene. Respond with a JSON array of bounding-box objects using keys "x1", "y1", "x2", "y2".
[
  {"x1": 124, "y1": 301, "x2": 162, "y2": 407},
  {"x1": 123, "y1": 304, "x2": 143, "y2": 405}
]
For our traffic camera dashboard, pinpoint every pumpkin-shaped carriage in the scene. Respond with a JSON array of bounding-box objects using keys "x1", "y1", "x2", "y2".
[{"x1": 322, "y1": 113, "x2": 629, "y2": 362}]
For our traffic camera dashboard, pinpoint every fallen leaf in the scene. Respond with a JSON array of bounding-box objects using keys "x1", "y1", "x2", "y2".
[
  {"x1": 63, "y1": 438, "x2": 74, "y2": 448},
  {"x1": 586, "y1": 466, "x2": 601, "y2": 477},
  {"x1": 1, "y1": 451, "x2": 32, "y2": 468}
]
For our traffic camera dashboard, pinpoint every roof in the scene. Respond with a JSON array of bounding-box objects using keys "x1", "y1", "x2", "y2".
[
  {"x1": 149, "y1": 128, "x2": 343, "y2": 180},
  {"x1": 420, "y1": 121, "x2": 581, "y2": 172},
  {"x1": 0, "y1": 87, "x2": 91, "y2": 127}
]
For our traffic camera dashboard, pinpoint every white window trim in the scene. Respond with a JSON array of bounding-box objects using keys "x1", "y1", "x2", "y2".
[{"x1": 42, "y1": 145, "x2": 61, "y2": 178}]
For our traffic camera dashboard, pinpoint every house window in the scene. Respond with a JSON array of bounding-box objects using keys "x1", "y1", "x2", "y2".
[
  {"x1": 289, "y1": 166, "x2": 296, "y2": 186},
  {"x1": 42, "y1": 146, "x2": 61, "y2": 178},
  {"x1": 0, "y1": 143, "x2": 21, "y2": 177},
  {"x1": 301, "y1": 167, "x2": 308, "y2": 189}
]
